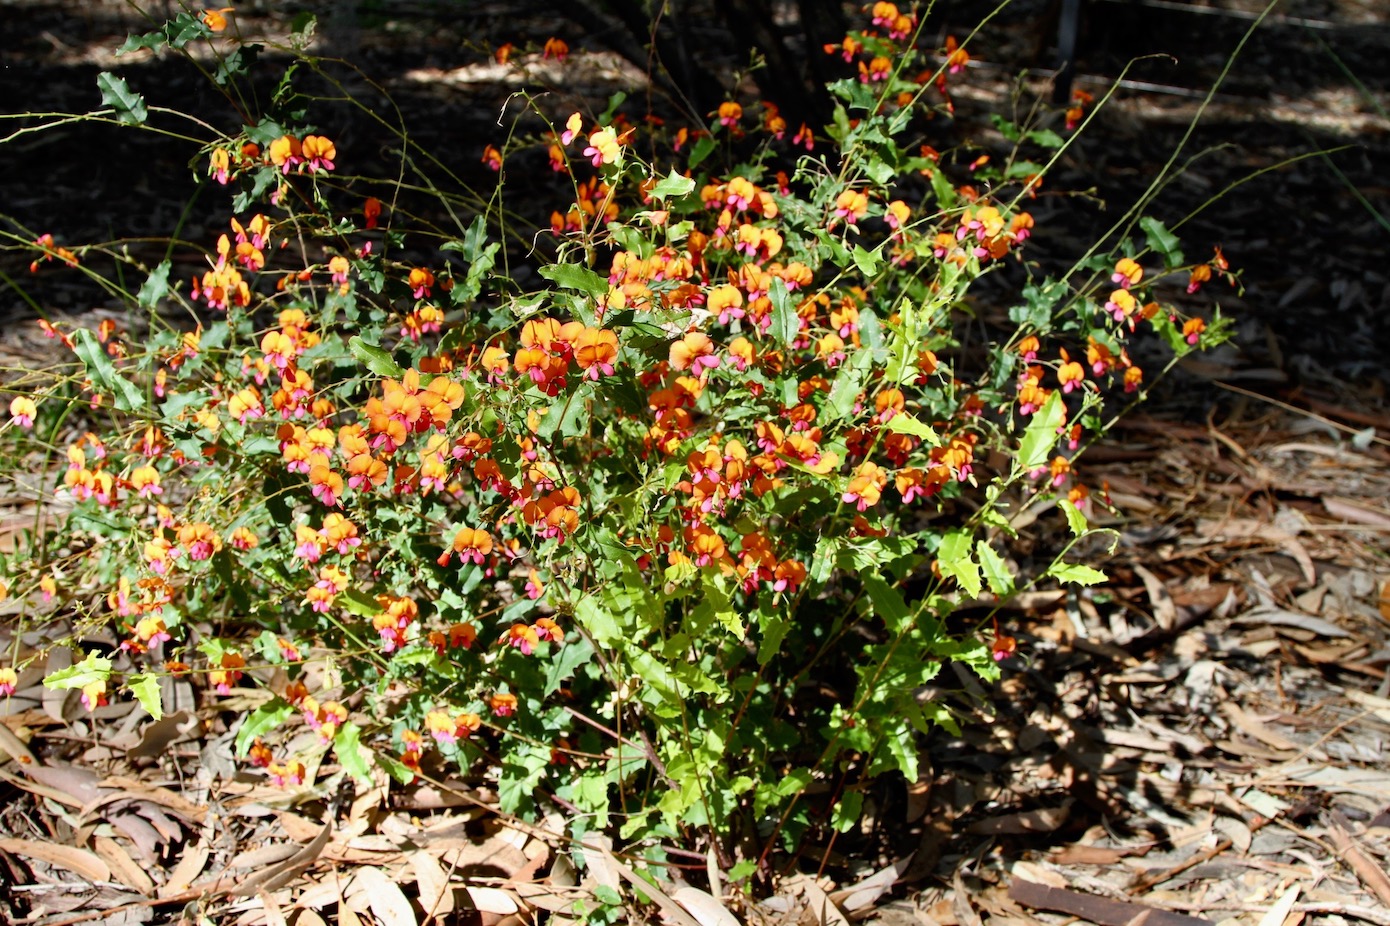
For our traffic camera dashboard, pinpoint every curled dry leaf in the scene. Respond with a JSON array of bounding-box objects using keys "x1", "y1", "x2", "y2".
[{"x1": 787, "y1": 874, "x2": 853, "y2": 926}]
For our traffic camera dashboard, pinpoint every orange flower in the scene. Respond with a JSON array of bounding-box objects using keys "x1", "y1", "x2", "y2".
[
  {"x1": 301, "y1": 135, "x2": 336, "y2": 172},
  {"x1": 208, "y1": 147, "x2": 231, "y2": 184},
  {"x1": 574, "y1": 327, "x2": 619, "y2": 380},
  {"x1": 669, "y1": 332, "x2": 719, "y2": 374},
  {"x1": 500, "y1": 623, "x2": 540, "y2": 655},
  {"x1": 489, "y1": 692, "x2": 519, "y2": 717},
  {"x1": 842, "y1": 462, "x2": 887, "y2": 511},
  {"x1": 1103, "y1": 288, "x2": 1137, "y2": 323},
  {"x1": 832, "y1": 189, "x2": 868, "y2": 225},
  {"x1": 1187, "y1": 264, "x2": 1212, "y2": 294},
  {"x1": 1057, "y1": 356, "x2": 1085, "y2": 393},
  {"x1": 481, "y1": 144, "x2": 502, "y2": 172},
  {"x1": 944, "y1": 36, "x2": 970, "y2": 73},
  {"x1": 533, "y1": 617, "x2": 563, "y2": 644},
  {"x1": 1181, "y1": 317, "x2": 1206, "y2": 345},
  {"x1": 717, "y1": 101, "x2": 742, "y2": 128},
  {"x1": 408, "y1": 267, "x2": 435, "y2": 299},
  {"x1": 309, "y1": 464, "x2": 344, "y2": 507},
  {"x1": 178, "y1": 522, "x2": 221, "y2": 560},
  {"x1": 209, "y1": 652, "x2": 246, "y2": 694},
  {"x1": 440, "y1": 526, "x2": 492, "y2": 567},
  {"x1": 268, "y1": 134, "x2": 302, "y2": 173},
  {"x1": 201, "y1": 7, "x2": 234, "y2": 32},
  {"x1": 1112, "y1": 257, "x2": 1143, "y2": 287},
  {"x1": 583, "y1": 127, "x2": 621, "y2": 166},
  {"x1": 8, "y1": 395, "x2": 37, "y2": 429},
  {"x1": 542, "y1": 37, "x2": 569, "y2": 60}
]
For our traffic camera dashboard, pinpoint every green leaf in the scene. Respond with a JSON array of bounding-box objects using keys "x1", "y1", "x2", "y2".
[
  {"x1": 214, "y1": 44, "x2": 261, "y2": 87},
  {"x1": 538, "y1": 263, "x2": 609, "y2": 298},
  {"x1": 975, "y1": 540, "x2": 1014, "y2": 596},
  {"x1": 1050, "y1": 563, "x2": 1107, "y2": 586},
  {"x1": 1005, "y1": 159, "x2": 1045, "y2": 180},
  {"x1": 72, "y1": 328, "x2": 145, "y2": 412},
  {"x1": 575, "y1": 594, "x2": 621, "y2": 644},
  {"x1": 333, "y1": 722, "x2": 374, "y2": 786},
  {"x1": 127, "y1": 673, "x2": 163, "y2": 720},
  {"x1": 824, "y1": 348, "x2": 872, "y2": 424},
  {"x1": 545, "y1": 636, "x2": 594, "y2": 696},
  {"x1": 884, "y1": 412, "x2": 940, "y2": 446},
  {"x1": 378, "y1": 753, "x2": 417, "y2": 785},
  {"x1": 234, "y1": 698, "x2": 294, "y2": 757},
  {"x1": 97, "y1": 72, "x2": 147, "y2": 125},
  {"x1": 852, "y1": 244, "x2": 881, "y2": 276},
  {"x1": 538, "y1": 381, "x2": 593, "y2": 440},
  {"x1": 832, "y1": 791, "x2": 864, "y2": 833},
  {"x1": 650, "y1": 169, "x2": 695, "y2": 201},
  {"x1": 757, "y1": 615, "x2": 789, "y2": 665},
  {"x1": 340, "y1": 587, "x2": 384, "y2": 618},
  {"x1": 688, "y1": 134, "x2": 717, "y2": 170},
  {"x1": 1059, "y1": 498, "x2": 1088, "y2": 536},
  {"x1": 1139, "y1": 216, "x2": 1184, "y2": 267},
  {"x1": 348, "y1": 336, "x2": 405, "y2": 378},
  {"x1": 862, "y1": 575, "x2": 911, "y2": 632},
  {"x1": 879, "y1": 715, "x2": 918, "y2": 780},
  {"x1": 697, "y1": 577, "x2": 744, "y2": 638},
  {"x1": 937, "y1": 529, "x2": 982, "y2": 598},
  {"x1": 768, "y1": 278, "x2": 798, "y2": 347},
  {"x1": 593, "y1": 885, "x2": 623, "y2": 907},
  {"x1": 118, "y1": 31, "x2": 167, "y2": 55},
  {"x1": 1018, "y1": 390, "x2": 1065, "y2": 472},
  {"x1": 728, "y1": 859, "x2": 757, "y2": 883},
  {"x1": 164, "y1": 12, "x2": 211, "y2": 48},
  {"x1": 136, "y1": 260, "x2": 172, "y2": 310},
  {"x1": 776, "y1": 768, "x2": 814, "y2": 797},
  {"x1": 1025, "y1": 128, "x2": 1066, "y2": 149},
  {"x1": 43, "y1": 652, "x2": 113, "y2": 690}
]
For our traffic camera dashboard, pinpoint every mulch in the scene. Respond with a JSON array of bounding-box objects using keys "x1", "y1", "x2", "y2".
[{"x1": 2, "y1": 0, "x2": 1390, "y2": 924}]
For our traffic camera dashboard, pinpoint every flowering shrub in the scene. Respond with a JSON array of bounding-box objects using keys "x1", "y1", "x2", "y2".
[{"x1": 1, "y1": 2, "x2": 1232, "y2": 873}]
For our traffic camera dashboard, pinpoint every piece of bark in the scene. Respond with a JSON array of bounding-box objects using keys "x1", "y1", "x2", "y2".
[{"x1": 1009, "y1": 878, "x2": 1213, "y2": 926}]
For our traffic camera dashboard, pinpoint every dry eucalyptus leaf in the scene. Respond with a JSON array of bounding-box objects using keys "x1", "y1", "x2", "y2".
[
  {"x1": 409, "y1": 849, "x2": 456, "y2": 919},
  {"x1": 348, "y1": 866, "x2": 419, "y2": 926},
  {"x1": 673, "y1": 886, "x2": 739, "y2": 926},
  {"x1": 465, "y1": 886, "x2": 519, "y2": 915},
  {"x1": 0, "y1": 836, "x2": 111, "y2": 883},
  {"x1": 93, "y1": 834, "x2": 155, "y2": 894}
]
